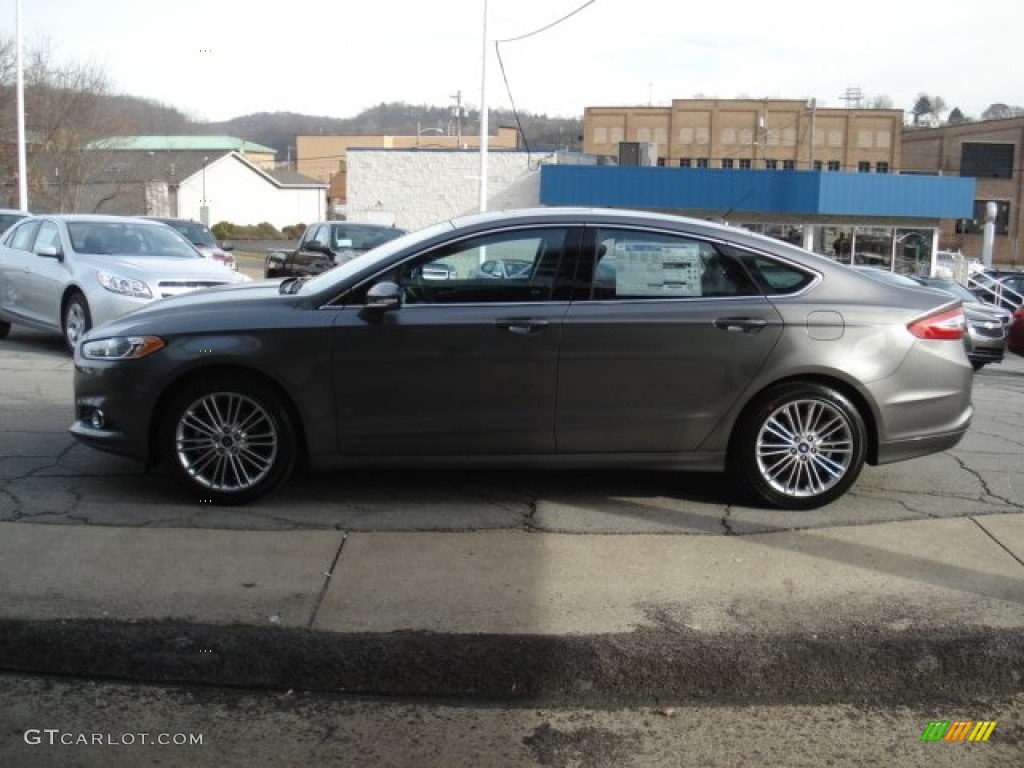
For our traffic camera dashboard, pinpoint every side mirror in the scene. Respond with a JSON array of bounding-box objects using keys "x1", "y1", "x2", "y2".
[
  {"x1": 361, "y1": 281, "x2": 402, "y2": 318},
  {"x1": 37, "y1": 245, "x2": 62, "y2": 260},
  {"x1": 303, "y1": 239, "x2": 330, "y2": 254}
]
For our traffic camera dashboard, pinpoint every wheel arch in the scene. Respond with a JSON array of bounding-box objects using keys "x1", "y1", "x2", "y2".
[
  {"x1": 727, "y1": 373, "x2": 881, "y2": 466},
  {"x1": 146, "y1": 363, "x2": 310, "y2": 470}
]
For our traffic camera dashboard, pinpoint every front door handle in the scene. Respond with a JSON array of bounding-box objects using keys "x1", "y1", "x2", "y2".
[
  {"x1": 714, "y1": 317, "x2": 769, "y2": 334},
  {"x1": 495, "y1": 318, "x2": 550, "y2": 336}
]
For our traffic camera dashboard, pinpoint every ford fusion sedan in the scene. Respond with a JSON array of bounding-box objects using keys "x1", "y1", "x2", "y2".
[
  {"x1": 70, "y1": 208, "x2": 973, "y2": 509},
  {"x1": 0, "y1": 214, "x2": 249, "y2": 351}
]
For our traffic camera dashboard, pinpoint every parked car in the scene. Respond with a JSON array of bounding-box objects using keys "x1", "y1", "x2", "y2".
[
  {"x1": 909, "y1": 275, "x2": 1010, "y2": 370},
  {"x1": 143, "y1": 217, "x2": 237, "y2": 271},
  {"x1": 473, "y1": 258, "x2": 533, "y2": 279},
  {"x1": 69, "y1": 208, "x2": 973, "y2": 509},
  {"x1": 854, "y1": 267, "x2": 1007, "y2": 371},
  {"x1": 264, "y1": 221, "x2": 407, "y2": 278},
  {"x1": 0, "y1": 214, "x2": 250, "y2": 351},
  {"x1": 1008, "y1": 306, "x2": 1024, "y2": 357},
  {"x1": 969, "y1": 269, "x2": 1024, "y2": 311},
  {"x1": 0, "y1": 209, "x2": 29, "y2": 234}
]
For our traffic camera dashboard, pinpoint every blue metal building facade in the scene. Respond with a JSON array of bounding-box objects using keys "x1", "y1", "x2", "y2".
[{"x1": 539, "y1": 166, "x2": 974, "y2": 220}]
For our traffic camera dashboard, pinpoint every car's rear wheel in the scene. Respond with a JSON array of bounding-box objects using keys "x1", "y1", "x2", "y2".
[
  {"x1": 163, "y1": 375, "x2": 297, "y2": 504},
  {"x1": 731, "y1": 382, "x2": 867, "y2": 510},
  {"x1": 62, "y1": 293, "x2": 91, "y2": 353}
]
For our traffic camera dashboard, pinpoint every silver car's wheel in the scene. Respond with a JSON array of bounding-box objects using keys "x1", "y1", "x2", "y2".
[
  {"x1": 732, "y1": 382, "x2": 867, "y2": 509},
  {"x1": 62, "y1": 294, "x2": 91, "y2": 353},
  {"x1": 165, "y1": 377, "x2": 297, "y2": 504}
]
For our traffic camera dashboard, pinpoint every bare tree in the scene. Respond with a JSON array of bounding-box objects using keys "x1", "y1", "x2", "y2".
[{"x1": 0, "y1": 37, "x2": 135, "y2": 212}]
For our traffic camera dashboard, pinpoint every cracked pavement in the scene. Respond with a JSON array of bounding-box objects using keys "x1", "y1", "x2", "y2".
[{"x1": 3, "y1": 325, "x2": 1024, "y2": 533}]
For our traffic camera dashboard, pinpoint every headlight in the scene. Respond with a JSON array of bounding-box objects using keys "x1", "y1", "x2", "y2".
[
  {"x1": 97, "y1": 271, "x2": 153, "y2": 299},
  {"x1": 81, "y1": 336, "x2": 165, "y2": 360}
]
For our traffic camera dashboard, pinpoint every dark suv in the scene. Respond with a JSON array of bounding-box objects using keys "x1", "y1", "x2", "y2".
[{"x1": 265, "y1": 221, "x2": 407, "y2": 278}]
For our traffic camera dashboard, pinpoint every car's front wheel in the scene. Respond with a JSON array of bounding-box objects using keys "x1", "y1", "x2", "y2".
[
  {"x1": 0, "y1": 319, "x2": 10, "y2": 339},
  {"x1": 163, "y1": 375, "x2": 297, "y2": 504},
  {"x1": 730, "y1": 382, "x2": 867, "y2": 510},
  {"x1": 62, "y1": 293, "x2": 92, "y2": 353}
]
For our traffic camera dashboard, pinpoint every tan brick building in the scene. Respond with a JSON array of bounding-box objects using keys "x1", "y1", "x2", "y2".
[
  {"x1": 584, "y1": 99, "x2": 903, "y2": 173},
  {"x1": 902, "y1": 117, "x2": 1024, "y2": 266}
]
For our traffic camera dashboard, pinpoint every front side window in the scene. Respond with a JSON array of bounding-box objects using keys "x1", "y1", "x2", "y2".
[
  {"x1": 393, "y1": 227, "x2": 573, "y2": 305},
  {"x1": 587, "y1": 229, "x2": 758, "y2": 300},
  {"x1": 34, "y1": 221, "x2": 62, "y2": 253}
]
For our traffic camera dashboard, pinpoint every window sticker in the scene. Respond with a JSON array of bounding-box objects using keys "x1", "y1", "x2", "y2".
[{"x1": 613, "y1": 242, "x2": 703, "y2": 297}]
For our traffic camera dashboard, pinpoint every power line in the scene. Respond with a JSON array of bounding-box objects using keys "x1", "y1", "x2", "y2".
[{"x1": 495, "y1": 1, "x2": 599, "y2": 162}]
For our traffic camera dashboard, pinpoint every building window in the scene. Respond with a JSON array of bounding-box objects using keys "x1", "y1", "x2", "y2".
[
  {"x1": 679, "y1": 158, "x2": 692, "y2": 168},
  {"x1": 696, "y1": 158, "x2": 709, "y2": 168},
  {"x1": 813, "y1": 160, "x2": 823, "y2": 171},
  {"x1": 876, "y1": 162, "x2": 890, "y2": 174},
  {"x1": 594, "y1": 126, "x2": 608, "y2": 144},
  {"x1": 961, "y1": 143, "x2": 1014, "y2": 179},
  {"x1": 764, "y1": 159, "x2": 778, "y2": 170},
  {"x1": 721, "y1": 158, "x2": 734, "y2": 169},
  {"x1": 827, "y1": 161, "x2": 841, "y2": 171},
  {"x1": 739, "y1": 158, "x2": 752, "y2": 169},
  {"x1": 858, "y1": 161, "x2": 871, "y2": 173},
  {"x1": 782, "y1": 160, "x2": 795, "y2": 170},
  {"x1": 656, "y1": 157, "x2": 666, "y2": 167},
  {"x1": 956, "y1": 200, "x2": 1011, "y2": 235}
]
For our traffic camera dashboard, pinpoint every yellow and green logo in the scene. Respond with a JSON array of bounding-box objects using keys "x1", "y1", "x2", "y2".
[{"x1": 920, "y1": 721, "x2": 996, "y2": 742}]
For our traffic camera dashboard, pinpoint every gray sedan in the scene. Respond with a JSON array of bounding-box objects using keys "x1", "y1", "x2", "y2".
[
  {"x1": 69, "y1": 208, "x2": 973, "y2": 510},
  {"x1": 0, "y1": 214, "x2": 249, "y2": 351}
]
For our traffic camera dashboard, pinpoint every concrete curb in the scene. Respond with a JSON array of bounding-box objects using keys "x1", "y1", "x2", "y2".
[{"x1": 3, "y1": 618, "x2": 1021, "y2": 705}]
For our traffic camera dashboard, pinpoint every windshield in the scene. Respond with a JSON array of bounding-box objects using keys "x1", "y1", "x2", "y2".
[
  {"x1": 167, "y1": 220, "x2": 218, "y2": 247},
  {"x1": 70, "y1": 221, "x2": 202, "y2": 258},
  {"x1": 301, "y1": 220, "x2": 454, "y2": 294},
  {"x1": 331, "y1": 225, "x2": 405, "y2": 250}
]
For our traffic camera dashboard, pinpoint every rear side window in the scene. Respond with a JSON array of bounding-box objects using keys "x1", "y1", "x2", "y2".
[
  {"x1": 7, "y1": 220, "x2": 40, "y2": 251},
  {"x1": 726, "y1": 247, "x2": 817, "y2": 295},
  {"x1": 585, "y1": 229, "x2": 758, "y2": 300}
]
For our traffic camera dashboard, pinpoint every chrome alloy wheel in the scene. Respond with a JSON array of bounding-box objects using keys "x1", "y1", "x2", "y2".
[
  {"x1": 64, "y1": 299, "x2": 89, "y2": 348},
  {"x1": 174, "y1": 392, "x2": 279, "y2": 492},
  {"x1": 755, "y1": 398, "x2": 855, "y2": 499}
]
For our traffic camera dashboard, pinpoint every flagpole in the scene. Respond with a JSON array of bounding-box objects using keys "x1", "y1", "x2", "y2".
[
  {"x1": 16, "y1": 0, "x2": 29, "y2": 210},
  {"x1": 477, "y1": 0, "x2": 488, "y2": 212}
]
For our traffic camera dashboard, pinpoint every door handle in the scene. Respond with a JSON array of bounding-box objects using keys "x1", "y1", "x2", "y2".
[
  {"x1": 714, "y1": 317, "x2": 769, "y2": 334},
  {"x1": 495, "y1": 318, "x2": 550, "y2": 335}
]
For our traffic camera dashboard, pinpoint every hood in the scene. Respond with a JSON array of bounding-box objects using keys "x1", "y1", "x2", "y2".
[{"x1": 78, "y1": 253, "x2": 245, "y2": 283}]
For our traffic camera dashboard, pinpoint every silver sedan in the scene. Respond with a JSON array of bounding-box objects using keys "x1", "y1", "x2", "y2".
[{"x1": 0, "y1": 214, "x2": 249, "y2": 351}]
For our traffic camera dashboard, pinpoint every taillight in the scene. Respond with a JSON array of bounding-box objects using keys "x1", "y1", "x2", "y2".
[{"x1": 907, "y1": 307, "x2": 965, "y2": 340}]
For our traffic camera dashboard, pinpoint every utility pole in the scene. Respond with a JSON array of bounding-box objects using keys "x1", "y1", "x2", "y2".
[
  {"x1": 16, "y1": 0, "x2": 29, "y2": 211},
  {"x1": 451, "y1": 90, "x2": 464, "y2": 146}
]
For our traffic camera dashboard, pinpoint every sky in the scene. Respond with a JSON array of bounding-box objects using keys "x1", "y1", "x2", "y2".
[{"x1": 3, "y1": 0, "x2": 1022, "y2": 124}]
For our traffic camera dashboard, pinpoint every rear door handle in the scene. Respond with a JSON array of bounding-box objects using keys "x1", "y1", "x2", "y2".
[
  {"x1": 714, "y1": 317, "x2": 769, "y2": 334},
  {"x1": 495, "y1": 318, "x2": 550, "y2": 335}
]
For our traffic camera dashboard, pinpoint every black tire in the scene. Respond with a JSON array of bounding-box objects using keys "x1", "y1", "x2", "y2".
[
  {"x1": 730, "y1": 381, "x2": 867, "y2": 510},
  {"x1": 971, "y1": 361, "x2": 985, "y2": 372},
  {"x1": 163, "y1": 375, "x2": 297, "y2": 505},
  {"x1": 62, "y1": 293, "x2": 92, "y2": 353},
  {"x1": 0, "y1": 319, "x2": 10, "y2": 339}
]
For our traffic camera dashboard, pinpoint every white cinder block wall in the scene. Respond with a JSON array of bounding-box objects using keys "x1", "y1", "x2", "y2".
[{"x1": 346, "y1": 150, "x2": 542, "y2": 231}]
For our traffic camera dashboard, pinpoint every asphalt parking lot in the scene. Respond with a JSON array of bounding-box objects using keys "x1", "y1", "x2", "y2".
[{"x1": 2, "y1": 323, "x2": 1024, "y2": 534}]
